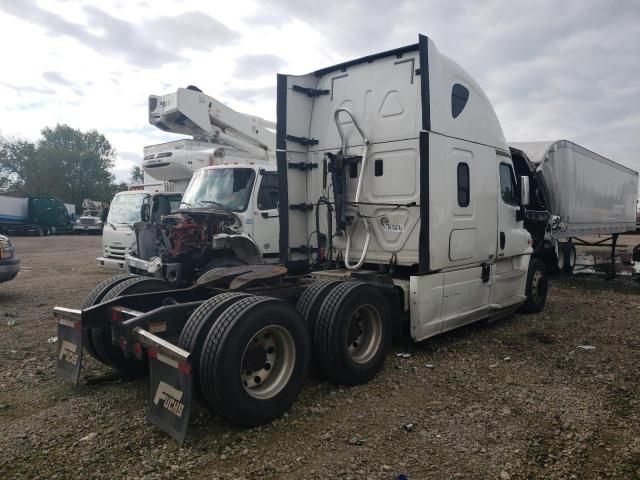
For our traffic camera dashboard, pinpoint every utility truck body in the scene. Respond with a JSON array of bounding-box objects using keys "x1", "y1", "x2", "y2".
[{"x1": 53, "y1": 35, "x2": 547, "y2": 444}]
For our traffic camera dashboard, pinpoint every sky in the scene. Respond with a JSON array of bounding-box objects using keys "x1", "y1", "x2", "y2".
[{"x1": 0, "y1": 0, "x2": 638, "y2": 182}]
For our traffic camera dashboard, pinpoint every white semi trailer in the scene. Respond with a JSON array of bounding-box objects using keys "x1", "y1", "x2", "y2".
[
  {"x1": 510, "y1": 141, "x2": 638, "y2": 274},
  {"x1": 55, "y1": 35, "x2": 549, "y2": 444}
]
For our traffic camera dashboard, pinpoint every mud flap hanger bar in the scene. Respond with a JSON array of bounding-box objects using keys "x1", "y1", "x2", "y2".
[{"x1": 133, "y1": 327, "x2": 194, "y2": 446}]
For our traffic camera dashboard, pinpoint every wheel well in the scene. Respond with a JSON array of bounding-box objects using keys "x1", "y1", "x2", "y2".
[{"x1": 224, "y1": 236, "x2": 263, "y2": 265}]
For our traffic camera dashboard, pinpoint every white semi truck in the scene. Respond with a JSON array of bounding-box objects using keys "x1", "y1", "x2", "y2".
[
  {"x1": 56, "y1": 35, "x2": 559, "y2": 444},
  {"x1": 123, "y1": 87, "x2": 280, "y2": 285}
]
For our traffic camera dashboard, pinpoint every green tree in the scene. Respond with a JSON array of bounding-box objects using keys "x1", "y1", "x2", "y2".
[
  {"x1": 130, "y1": 165, "x2": 144, "y2": 184},
  {"x1": 0, "y1": 124, "x2": 120, "y2": 211}
]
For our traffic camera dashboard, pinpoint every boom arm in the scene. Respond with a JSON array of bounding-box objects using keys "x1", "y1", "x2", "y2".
[{"x1": 148, "y1": 87, "x2": 276, "y2": 160}]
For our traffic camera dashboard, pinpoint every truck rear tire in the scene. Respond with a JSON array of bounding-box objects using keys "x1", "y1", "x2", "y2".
[
  {"x1": 314, "y1": 281, "x2": 391, "y2": 386},
  {"x1": 81, "y1": 274, "x2": 137, "y2": 363},
  {"x1": 91, "y1": 277, "x2": 169, "y2": 375},
  {"x1": 520, "y1": 258, "x2": 548, "y2": 314},
  {"x1": 199, "y1": 296, "x2": 310, "y2": 426},
  {"x1": 177, "y1": 292, "x2": 251, "y2": 396},
  {"x1": 296, "y1": 279, "x2": 343, "y2": 334}
]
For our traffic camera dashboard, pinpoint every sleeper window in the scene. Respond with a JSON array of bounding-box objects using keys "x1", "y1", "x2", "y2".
[
  {"x1": 457, "y1": 162, "x2": 470, "y2": 207},
  {"x1": 451, "y1": 84, "x2": 469, "y2": 118},
  {"x1": 499, "y1": 163, "x2": 518, "y2": 206}
]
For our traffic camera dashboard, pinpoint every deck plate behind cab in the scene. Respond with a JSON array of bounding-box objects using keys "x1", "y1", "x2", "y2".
[{"x1": 196, "y1": 264, "x2": 288, "y2": 290}]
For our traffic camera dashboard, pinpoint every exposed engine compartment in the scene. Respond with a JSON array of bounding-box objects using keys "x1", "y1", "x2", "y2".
[{"x1": 133, "y1": 208, "x2": 237, "y2": 284}]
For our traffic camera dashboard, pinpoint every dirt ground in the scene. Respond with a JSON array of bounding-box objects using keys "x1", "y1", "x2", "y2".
[{"x1": 0, "y1": 235, "x2": 639, "y2": 480}]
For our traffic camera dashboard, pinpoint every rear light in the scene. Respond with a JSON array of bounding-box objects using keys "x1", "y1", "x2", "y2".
[
  {"x1": 133, "y1": 342, "x2": 144, "y2": 360},
  {"x1": 111, "y1": 309, "x2": 121, "y2": 322},
  {"x1": 147, "y1": 348, "x2": 157, "y2": 359},
  {"x1": 179, "y1": 361, "x2": 191, "y2": 375}
]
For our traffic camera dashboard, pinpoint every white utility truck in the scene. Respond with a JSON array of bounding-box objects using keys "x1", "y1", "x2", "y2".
[
  {"x1": 510, "y1": 141, "x2": 638, "y2": 274},
  {"x1": 124, "y1": 87, "x2": 280, "y2": 285},
  {"x1": 97, "y1": 136, "x2": 217, "y2": 269},
  {"x1": 73, "y1": 199, "x2": 106, "y2": 234},
  {"x1": 55, "y1": 35, "x2": 549, "y2": 444}
]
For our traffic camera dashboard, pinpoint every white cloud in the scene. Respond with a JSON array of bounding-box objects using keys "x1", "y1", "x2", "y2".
[{"x1": 0, "y1": 0, "x2": 638, "y2": 182}]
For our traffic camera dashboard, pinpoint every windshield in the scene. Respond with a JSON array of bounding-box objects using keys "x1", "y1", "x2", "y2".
[
  {"x1": 181, "y1": 168, "x2": 255, "y2": 212},
  {"x1": 107, "y1": 193, "x2": 147, "y2": 225},
  {"x1": 82, "y1": 210, "x2": 99, "y2": 217}
]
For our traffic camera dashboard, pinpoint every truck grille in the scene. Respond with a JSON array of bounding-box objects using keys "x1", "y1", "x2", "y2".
[
  {"x1": 80, "y1": 218, "x2": 97, "y2": 225},
  {"x1": 104, "y1": 245, "x2": 130, "y2": 260}
]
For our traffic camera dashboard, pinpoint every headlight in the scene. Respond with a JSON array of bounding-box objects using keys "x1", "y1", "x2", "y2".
[
  {"x1": 96, "y1": 220, "x2": 103, "y2": 225},
  {"x1": 0, "y1": 239, "x2": 14, "y2": 259}
]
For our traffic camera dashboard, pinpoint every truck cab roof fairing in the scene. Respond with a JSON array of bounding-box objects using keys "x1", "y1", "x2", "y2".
[{"x1": 276, "y1": 34, "x2": 509, "y2": 269}]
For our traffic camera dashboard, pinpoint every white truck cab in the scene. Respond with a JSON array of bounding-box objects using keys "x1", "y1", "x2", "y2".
[{"x1": 98, "y1": 190, "x2": 182, "y2": 269}]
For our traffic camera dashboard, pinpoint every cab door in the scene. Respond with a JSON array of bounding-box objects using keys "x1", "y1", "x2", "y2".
[
  {"x1": 251, "y1": 171, "x2": 279, "y2": 258},
  {"x1": 493, "y1": 157, "x2": 528, "y2": 305}
]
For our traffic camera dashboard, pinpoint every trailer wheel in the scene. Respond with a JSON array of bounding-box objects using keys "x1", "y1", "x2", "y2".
[
  {"x1": 91, "y1": 277, "x2": 169, "y2": 375},
  {"x1": 520, "y1": 258, "x2": 548, "y2": 314},
  {"x1": 81, "y1": 274, "x2": 137, "y2": 363},
  {"x1": 314, "y1": 282, "x2": 391, "y2": 386},
  {"x1": 177, "y1": 292, "x2": 251, "y2": 396},
  {"x1": 199, "y1": 296, "x2": 310, "y2": 426},
  {"x1": 565, "y1": 243, "x2": 576, "y2": 274}
]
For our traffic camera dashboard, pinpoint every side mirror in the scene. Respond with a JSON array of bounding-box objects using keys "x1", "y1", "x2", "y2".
[
  {"x1": 140, "y1": 198, "x2": 151, "y2": 222},
  {"x1": 519, "y1": 176, "x2": 530, "y2": 207}
]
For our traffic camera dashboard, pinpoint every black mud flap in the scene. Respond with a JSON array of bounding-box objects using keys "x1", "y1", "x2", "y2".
[
  {"x1": 147, "y1": 347, "x2": 193, "y2": 445},
  {"x1": 55, "y1": 309, "x2": 83, "y2": 386}
]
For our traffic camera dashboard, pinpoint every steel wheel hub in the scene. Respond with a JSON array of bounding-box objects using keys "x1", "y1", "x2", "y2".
[
  {"x1": 241, "y1": 325, "x2": 295, "y2": 400},
  {"x1": 346, "y1": 304, "x2": 382, "y2": 364}
]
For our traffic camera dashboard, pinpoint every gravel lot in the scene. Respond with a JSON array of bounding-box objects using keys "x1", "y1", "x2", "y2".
[{"x1": 1, "y1": 235, "x2": 639, "y2": 480}]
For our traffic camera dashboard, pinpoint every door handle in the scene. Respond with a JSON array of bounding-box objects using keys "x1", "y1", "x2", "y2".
[
  {"x1": 261, "y1": 212, "x2": 279, "y2": 219},
  {"x1": 500, "y1": 232, "x2": 506, "y2": 250}
]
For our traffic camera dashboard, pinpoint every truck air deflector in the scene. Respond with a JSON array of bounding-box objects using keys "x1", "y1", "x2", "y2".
[{"x1": 418, "y1": 34, "x2": 431, "y2": 273}]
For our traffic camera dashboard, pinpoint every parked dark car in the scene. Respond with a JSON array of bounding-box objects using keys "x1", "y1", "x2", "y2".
[{"x1": 0, "y1": 234, "x2": 20, "y2": 283}]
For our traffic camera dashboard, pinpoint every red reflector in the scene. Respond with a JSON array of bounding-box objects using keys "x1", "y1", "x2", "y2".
[
  {"x1": 73, "y1": 321, "x2": 82, "y2": 330},
  {"x1": 118, "y1": 337, "x2": 127, "y2": 352},
  {"x1": 179, "y1": 361, "x2": 191, "y2": 375},
  {"x1": 111, "y1": 309, "x2": 120, "y2": 322},
  {"x1": 133, "y1": 342, "x2": 143, "y2": 360},
  {"x1": 147, "y1": 348, "x2": 157, "y2": 359}
]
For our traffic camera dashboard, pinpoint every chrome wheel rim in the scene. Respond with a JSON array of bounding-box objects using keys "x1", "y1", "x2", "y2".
[
  {"x1": 346, "y1": 304, "x2": 382, "y2": 364},
  {"x1": 241, "y1": 325, "x2": 295, "y2": 400}
]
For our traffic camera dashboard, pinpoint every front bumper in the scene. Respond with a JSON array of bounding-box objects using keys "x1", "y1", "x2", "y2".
[
  {"x1": 0, "y1": 257, "x2": 20, "y2": 283},
  {"x1": 97, "y1": 256, "x2": 126, "y2": 269},
  {"x1": 73, "y1": 225, "x2": 102, "y2": 232}
]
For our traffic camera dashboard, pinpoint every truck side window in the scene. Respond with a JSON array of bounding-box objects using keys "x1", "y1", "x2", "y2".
[
  {"x1": 499, "y1": 163, "x2": 518, "y2": 206},
  {"x1": 257, "y1": 174, "x2": 279, "y2": 210},
  {"x1": 457, "y1": 162, "x2": 470, "y2": 207},
  {"x1": 452, "y1": 83, "x2": 469, "y2": 118}
]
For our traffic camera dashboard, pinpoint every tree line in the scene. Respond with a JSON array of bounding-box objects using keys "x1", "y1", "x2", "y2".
[{"x1": 0, "y1": 124, "x2": 136, "y2": 211}]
